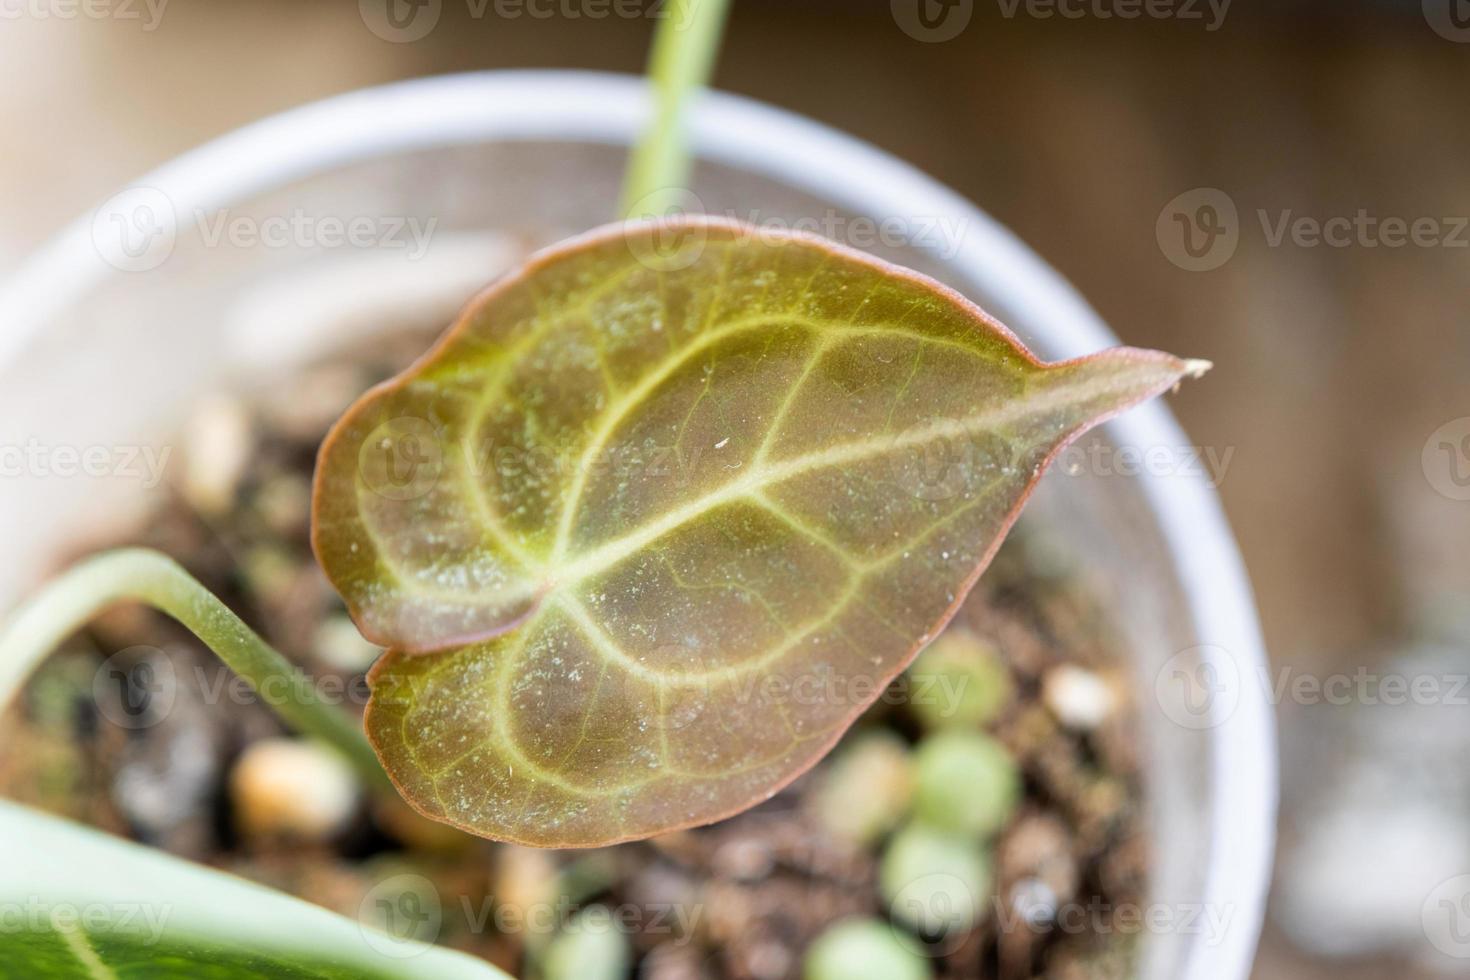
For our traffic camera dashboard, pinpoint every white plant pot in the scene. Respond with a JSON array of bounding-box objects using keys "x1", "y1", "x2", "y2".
[{"x1": 0, "y1": 70, "x2": 1275, "y2": 980}]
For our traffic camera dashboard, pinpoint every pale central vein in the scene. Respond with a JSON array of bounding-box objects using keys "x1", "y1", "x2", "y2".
[
  {"x1": 548, "y1": 376, "x2": 1077, "y2": 591},
  {"x1": 57, "y1": 924, "x2": 116, "y2": 980}
]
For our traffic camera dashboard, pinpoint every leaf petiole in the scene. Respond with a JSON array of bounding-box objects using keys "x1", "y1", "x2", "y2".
[
  {"x1": 619, "y1": 0, "x2": 733, "y2": 219},
  {"x1": 0, "y1": 547, "x2": 387, "y2": 788}
]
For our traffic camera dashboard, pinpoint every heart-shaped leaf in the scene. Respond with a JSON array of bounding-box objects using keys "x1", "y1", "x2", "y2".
[{"x1": 312, "y1": 218, "x2": 1202, "y2": 846}]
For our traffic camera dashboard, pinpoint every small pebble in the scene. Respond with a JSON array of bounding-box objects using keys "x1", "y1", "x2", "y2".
[
  {"x1": 1008, "y1": 877, "x2": 1060, "y2": 929},
  {"x1": 229, "y1": 737, "x2": 359, "y2": 841},
  {"x1": 998, "y1": 814, "x2": 1078, "y2": 904},
  {"x1": 313, "y1": 614, "x2": 384, "y2": 672},
  {"x1": 181, "y1": 395, "x2": 252, "y2": 514},
  {"x1": 712, "y1": 837, "x2": 775, "y2": 882},
  {"x1": 1073, "y1": 775, "x2": 1131, "y2": 848},
  {"x1": 1042, "y1": 665, "x2": 1118, "y2": 731},
  {"x1": 745, "y1": 940, "x2": 793, "y2": 980},
  {"x1": 493, "y1": 844, "x2": 561, "y2": 944},
  {"x1": 639, "y1": 942, "x2": 712, "y2": 980}
]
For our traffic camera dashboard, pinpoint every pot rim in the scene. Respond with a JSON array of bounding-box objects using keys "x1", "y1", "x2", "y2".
[{"x1": 0, "y1": 69, "x2": 1276, "y2": 979}]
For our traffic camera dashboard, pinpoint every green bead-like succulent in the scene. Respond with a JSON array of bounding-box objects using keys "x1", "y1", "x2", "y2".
[
  {"x1": 803, "y1": 918, "x2": 933, "y2": 980},
  {"x1": 540, "y1": 912, "x2": 630, "y2": 980},
  {"x1": 879, "y1": 823, "x2": 992, "y2": 936},
  {"x1": 905, "y1": 629, "x2": 1013, "y2": 731},
  {"x1": 912, "y1": 731, "x2": 1021, "y2": 838}
]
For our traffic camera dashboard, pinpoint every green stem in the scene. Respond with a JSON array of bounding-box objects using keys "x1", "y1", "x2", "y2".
[
  {"x1": 619, "y1": 0, "x2": 733, "y2": 219},
  {"x1": 0, "y1": 548, "x2": 387, "y2": 788}
]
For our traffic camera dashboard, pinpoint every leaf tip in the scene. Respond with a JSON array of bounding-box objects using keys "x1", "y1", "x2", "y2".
[{"x1": 1181, "y1": 357, "x2": 1213, "y2": 379}]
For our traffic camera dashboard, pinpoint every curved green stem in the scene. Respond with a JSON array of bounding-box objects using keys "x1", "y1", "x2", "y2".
[
  {"x1": 0, "y1": 548, "x2": 387, "y2": 787},
  {"x1": 619, "y1": 0, "x2": 733, "y2": 219}
]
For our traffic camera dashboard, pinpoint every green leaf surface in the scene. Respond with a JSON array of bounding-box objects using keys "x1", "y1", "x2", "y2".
[
  {"x1": 0, "y1": 800, "x2": 508, "y2": 979},
  {"x1": 312, "y1": 218, "x2": 1202, "y2": 847}
]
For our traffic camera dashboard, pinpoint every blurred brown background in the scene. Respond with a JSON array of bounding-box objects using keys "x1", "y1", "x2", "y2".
[{"x1": 3, "y1": 2, "x2": 1468, "y2": 976}]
